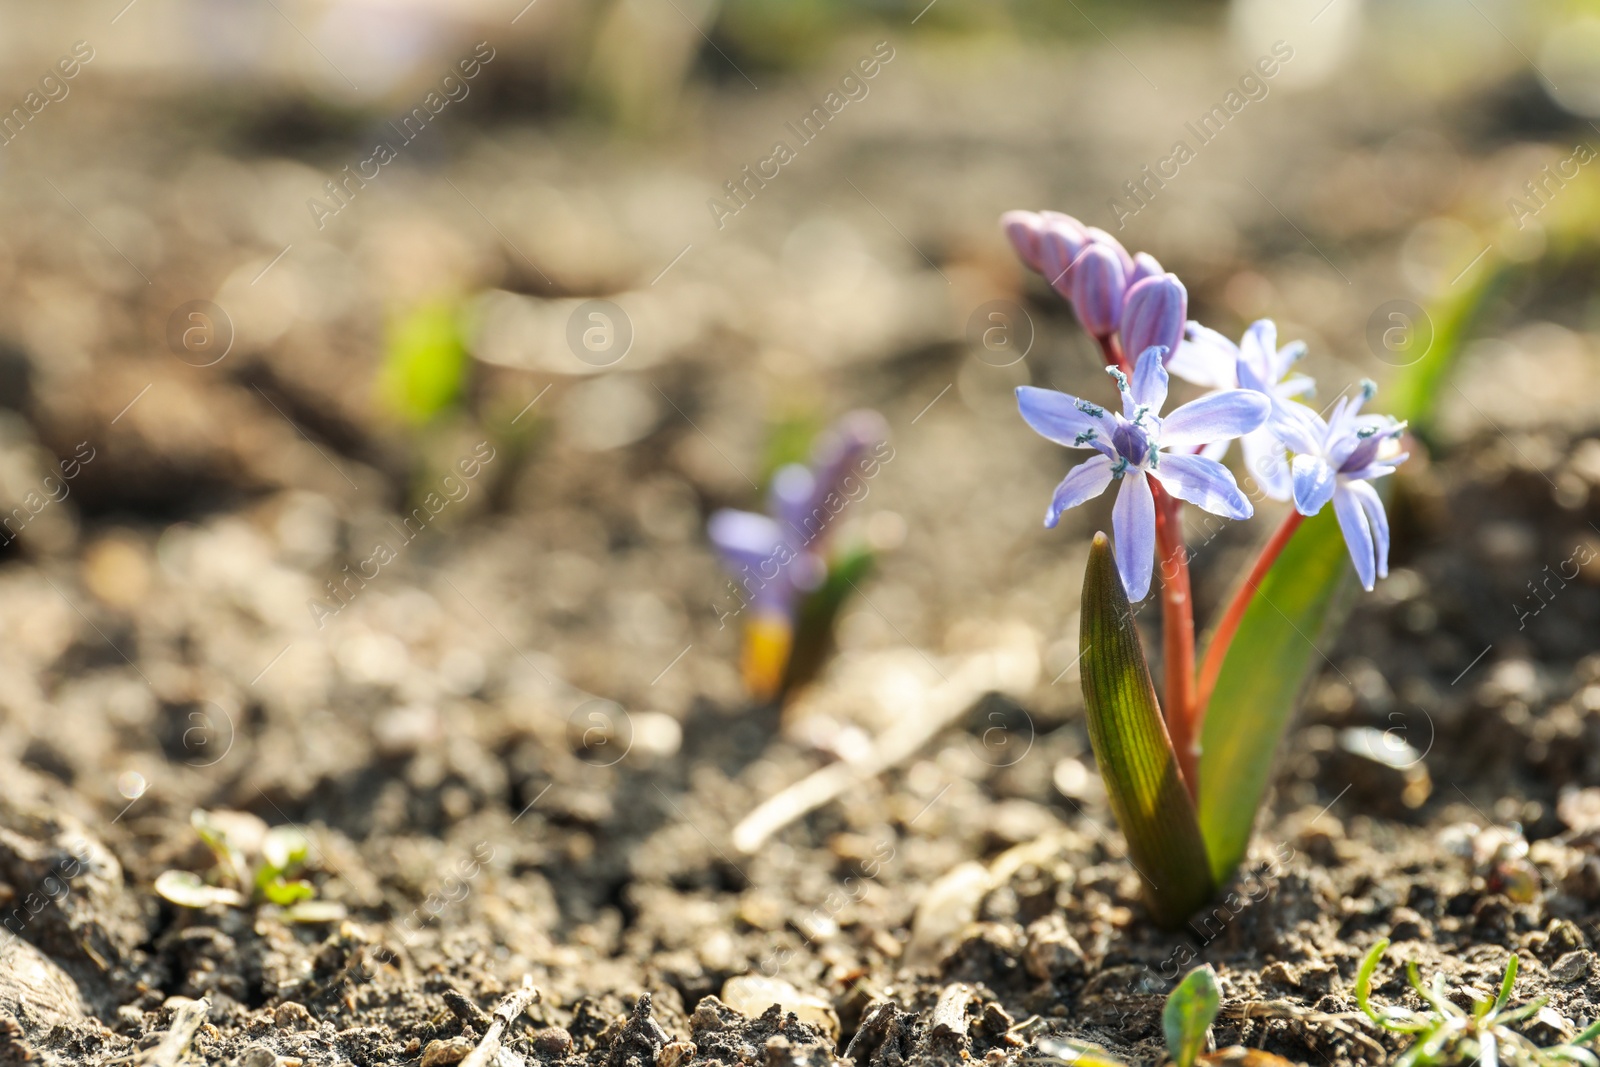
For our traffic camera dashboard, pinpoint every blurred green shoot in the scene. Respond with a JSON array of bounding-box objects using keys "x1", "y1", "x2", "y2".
[
  {"x1": 379, "y1": 300, "x2": 469, "y2": 427},
  {"x1": 1356, "y1": 939, "x2": 1600, "y2": 1067},
  {"x1": 155, "y1": 809, "x2": 346, "y2": 923}
]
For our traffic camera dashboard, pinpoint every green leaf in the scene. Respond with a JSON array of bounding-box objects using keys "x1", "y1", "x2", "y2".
[
  {"x1": 1355, "y1": 939, "x2": 1391, "y2": 1027},
  {"x1": 190, "y1": 809, "x2": 250, "y2": 890},
  {"x1": 259, "y1": 877, "x2": 317, "y2": 906},
  {"x1": 782, "y1": 543, "x2": 874, "y2": 696},
  {"x1": 260, "y1": 826, "x2": 309, "y2": 880},
  {"x1": 1164, "y1": 965, "x2": 1221, "y2": 1067},
  {"x1": 380, "y1": 301, "x2": 468, "y2": 426},
  {"x1": 1079, "y1": 532, "x2": 1214, "y2": 929},
  {"x1": 155, "y1": 870, "x2": 246, "y2": 910},
  {"x1": 1196, "y1": 505, "x2": 1355, "y2": 884}
]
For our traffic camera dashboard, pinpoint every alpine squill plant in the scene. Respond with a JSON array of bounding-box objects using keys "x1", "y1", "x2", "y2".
[{"x1": 1004, "y1": 210, "x2": 1409, "y2": 926}]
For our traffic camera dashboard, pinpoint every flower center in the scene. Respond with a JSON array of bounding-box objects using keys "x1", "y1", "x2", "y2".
[{"x1": 1111, "y1": 420, "x2": 1154, "y2": 471}]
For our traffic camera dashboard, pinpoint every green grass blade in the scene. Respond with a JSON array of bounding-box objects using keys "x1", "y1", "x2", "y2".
[
  {"x1": 1355, "y1": 939, "x2": 1390, "y2": 1026},
  {"x1": 1079, "y1": 532, "x2": 1214, "y2": 928},
  {"x1": 1492, "y1": 955, "x2": 1518, "y2": 1015},
  {"x1": 1164, "y1": 965, "x2": 1221, "y2": 1067},
  {"x1": 1196, "y1": 506, "x2": 1354, "y2": 883}
]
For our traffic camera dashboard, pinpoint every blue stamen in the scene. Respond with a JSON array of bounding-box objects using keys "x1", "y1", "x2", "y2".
[
  {"x1": 1106, "y1": 367, "x2": 1129, "y2": 392},
  {"x1": 1074, "y1": 429, "x2": 1097, "y2": 446},
  {"x1": 1109, "y1": 456, "x2": 1129, "y2": 479},
  {"x1": 1148, "y1": 442, "x2": 1160, "y2": 469},
  {"x1": 1076, "y1": 400, "x2": 1106, "y2": 418},
  {"x1": 1359, "y1": 378, "x2": 1377, "y2": 401}
]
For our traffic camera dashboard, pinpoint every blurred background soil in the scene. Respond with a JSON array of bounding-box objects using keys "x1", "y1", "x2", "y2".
[{"x1": 3, "y1": 1, "x2": 1600, "y2": 1065}]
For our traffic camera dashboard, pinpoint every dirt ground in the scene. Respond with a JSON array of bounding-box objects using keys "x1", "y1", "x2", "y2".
[{"x1": 2, "y1": 19, "x2": 1600, "y2": 1067}]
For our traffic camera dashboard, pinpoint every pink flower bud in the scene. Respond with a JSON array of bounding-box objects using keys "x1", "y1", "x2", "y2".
[
  {"x1": 1000, "y1": 211, "x2": 1045, "y2": 273},
  {"x1": 1069, "y1": 244, "x2": 1128, "y2": 339},
  {"x1": 1120, "y1": 273, "x2": 1188, "y2": 363}
]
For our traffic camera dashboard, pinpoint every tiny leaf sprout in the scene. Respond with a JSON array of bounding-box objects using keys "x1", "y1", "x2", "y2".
[
  {"x1": 155, "y1": 809, "x2": 346, "y2": 923},
  {"x1": 1356, "y1": 938, "x2": 1600, "y2": 1067},
  {"x1": 1165, "y1": 965, "x2": 1222, "y2": 1067},
  {"x1": 1026, "y1": 965, "x2": 1295, "y2": 1067}
]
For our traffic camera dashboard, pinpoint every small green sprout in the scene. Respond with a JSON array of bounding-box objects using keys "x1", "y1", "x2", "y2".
[
  {"x1": 1356, "y1": 938, "x2": 1600, "y2": 1067},
  {"x1": 1165, "y1": 965, "x2": 1222, "y2": 1067},
  {"x1": 1030, "y1": 964, "x2": 1294, "y2": 1067},
  {"x1": 155, "y1": 810, "x2": 346, "y2": 923}
]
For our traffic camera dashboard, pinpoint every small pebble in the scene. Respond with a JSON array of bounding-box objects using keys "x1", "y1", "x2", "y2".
[
  {"x1": 1021, "y1": 915, "x2": 1085, "y2": 982},
  {"x1": 531, "y1": 1027, "x2": 573, "y2": 1057},
  {"x1": 721, "y1": 976, "x2": 839, "y2": 1040},
  {"x1": 1388, "y1": 907, "x2": 1430, "y2": 942},
  {"x1": 1551, "y1": 950, "x2": 1593, "y2": 984},
  {"x1": 420, "y1": 1037, "x2": 475, "y2": 1067},
  {"x1": 656, "y1": 1040, "x2": 695, "y2": 1067},
  {"x1": 273, "y1": 1002, "x2": 312, "y2": 1031}
]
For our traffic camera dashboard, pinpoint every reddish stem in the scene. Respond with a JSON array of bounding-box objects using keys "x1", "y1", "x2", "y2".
[
  {"x1": 1195, "y1": 509, "x2": 1306, "y2": 724},
  {"x1": 1097, "y1": 334, "x2": 1130, "y2": 374},
  {"x1": 1149, "y1": 479, "x2": 1198, "y2": 797}
]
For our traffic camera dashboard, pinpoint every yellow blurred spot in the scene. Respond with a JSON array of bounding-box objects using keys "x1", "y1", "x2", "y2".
[{"x1": 741, "y1": 615, "x2": 793, "y2": 701}]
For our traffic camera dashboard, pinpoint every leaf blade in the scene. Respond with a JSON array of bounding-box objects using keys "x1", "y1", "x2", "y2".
[
  {"x1": 1196, "y1": 506, "x2": 1353, "y2": 883},
  {"x1": 1080, "y1": 532, "x2": 1214, "y2": 928},
  {"x1": 1165, "y1": 965, "x2": 1222, "y2": 1067}
]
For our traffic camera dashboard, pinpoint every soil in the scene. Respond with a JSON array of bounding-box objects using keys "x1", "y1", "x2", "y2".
[{"x1": 2, "y1": 20, "x2": 1600, "y2": 1067}]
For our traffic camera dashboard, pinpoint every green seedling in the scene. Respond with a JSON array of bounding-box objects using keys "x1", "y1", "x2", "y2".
[
  {"x1": 155, "y1": 809, "x2": 346, "y2": 923},
  {"x1": 1356, "y1": 939, "x2": 1600, "y2": 1067},
  {"x1": 1030, "y1": 964, "x2": 1291, "y2": 1067}
]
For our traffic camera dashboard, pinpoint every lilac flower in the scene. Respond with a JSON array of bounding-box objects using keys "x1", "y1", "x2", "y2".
[
  {"x1": 707, "y1": 411, "x2": 888, "y2": 619},
  {"x1": 1271, "y1": 381, "x2": 1409, "y2": 591},
  {"x1": 1016, "y1": 348, "x2": 1271, "y2": 600},
  {"x1": 1171, "y1": 319, "x2": 1315, "y2": 500}
]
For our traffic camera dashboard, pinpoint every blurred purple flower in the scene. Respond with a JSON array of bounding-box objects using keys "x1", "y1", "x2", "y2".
[
  {"x1": 707, "y1": 410, "x2": 888, "y2": 618},
  {"x1": 1016, "y1": 348, "x2": 1270, "y2": 600},
  {"x1": 1173, "y1": 319, "x2": 1314, "y2": 500},
  {"x1": 1271, "y1": 381, "x2": 1409, "y2": 591}
]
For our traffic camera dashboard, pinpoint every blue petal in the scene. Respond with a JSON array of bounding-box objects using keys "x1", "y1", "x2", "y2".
[
  {"x1": 1290, "y1": 454, "x2": 1337, "y2": 515},
  {"x1": 1347, "y1": 479, "x2": 1390, "y2": 582},
  {"x1": 1159, "y1": 390, "x2": 1270, "y2": 448},
  {"x1": 1333, "y1": 484, "x2": 1376, "y2": 591},
  {"x1": 769, "y1": 464, "x2": 818, "y2": 537},
  {"x1": 1016, "y1": 386, "x2": 1107, "y2": 449},
  {"x1": 1112, "y1": 471, "x2": 1156, "y2": 602},
  {"x1": 1237, "y1": 320, "x2": 1277, "y2": 386},
  {"x1": 1268, "y1": 402, "x2": 1325, "y2": 456},
  {"x1": 1044, "y1": 454, "x2": 1115, "y2": 527},
  {"x1": 1240, "y1": 428, "x2": 1291, "y2": 502},
  {"x1": 1168, "y1": 322, "x2": 1239, "y2": 390},
  {"x1": 1150, "y1": 453, "x2": 1253, "y2": 521},
  {"x1": 707, "y1": 509, "x2": 785, "y2": 573},
  {"x1": 1129, "y1": 346, "x2": 1169, "y2": 414}
]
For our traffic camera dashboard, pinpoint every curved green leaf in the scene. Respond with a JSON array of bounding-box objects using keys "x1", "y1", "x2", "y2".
[{"x1": 1080, "y1": 533, "x2": 1214, "y2": 928}]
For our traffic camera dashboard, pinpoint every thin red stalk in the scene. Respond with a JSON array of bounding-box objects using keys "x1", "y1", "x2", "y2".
[
  {"x1": 1097, "y1": 334, "x2": 1129, "y2": 374},
  {"x1": 1149, "y1": 479, "x2": 1198, "y2": 797},
  {"x1": 1195, "y1": 509, "x2": 1305, "y2": 723}
]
